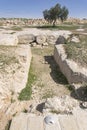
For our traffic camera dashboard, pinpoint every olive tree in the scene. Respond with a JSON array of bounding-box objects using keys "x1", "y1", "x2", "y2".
[
  {"x1": 43, "y1": 3, "x2": 69, "y2": 26},
  {"x1": 60, "y1": 6, "x2": 69, "y2": 22}
]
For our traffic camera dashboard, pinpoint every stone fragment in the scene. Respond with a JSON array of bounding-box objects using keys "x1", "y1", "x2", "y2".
[
  {"x1": 36, "y1": 35, "x2": 46, "y2": 44},
  {"x1": 56, "y1": 35, "x2": 66, "y2": 44},
  {"x1": 31, "y1": 42, "x2": 37, "y2": 47},
  {"x1": 43, "y1": 96, "x2": 78, "y2": 114},
  {"x1": 71, "y1": 36, "x2": 80, "y2": 43},
  {"x1": 18, "y1": 34, "x2": 35, "y2": 44},
  {"x1": 0, "y1": 34, "x2": 18, "y2": 46},
  {"x1": 47, "y1": 35, "x2": 56, "y2": 44},
  {"x1": 42, "y1": 42, "x2": 48, "y2": 46}
]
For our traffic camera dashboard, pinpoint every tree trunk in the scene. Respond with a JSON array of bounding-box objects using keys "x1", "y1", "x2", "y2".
[{"x1": 52, "y1": 20, "x2": 56, "y2": 27}]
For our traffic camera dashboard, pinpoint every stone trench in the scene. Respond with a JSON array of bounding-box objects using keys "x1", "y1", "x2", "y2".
[{"x1": 0, "y1": 30, "x2": 87, "y2": 130}]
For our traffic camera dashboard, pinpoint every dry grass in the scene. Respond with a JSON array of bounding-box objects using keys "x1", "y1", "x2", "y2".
[
  {"x1": 64, "y1": 35, "x2": 87, "y2": 67},
  {"x1": 0, "y1": 46, "x2": 19, "y2": 72}
]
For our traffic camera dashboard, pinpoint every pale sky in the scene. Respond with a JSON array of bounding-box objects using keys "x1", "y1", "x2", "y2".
[{"x1": 0, "y1": 0, "x2": 86, "y2": 18}]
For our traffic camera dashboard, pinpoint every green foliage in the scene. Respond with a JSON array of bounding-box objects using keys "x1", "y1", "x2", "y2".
[
  {"x1": 18, "y1": 60, "x2": 36, "y2": 100},
  {"x1": 43, "y1": 3, "x2": 69, "y2": 26},
  {"x1": 0, "y1": 22, "x2": 3, "y2": 26},
  {"x1": 10, "y1": 26, "x2": 22, "y2": 31},
  {"x1": 23, "y1": 109, "x2": 28, "y2": 113},
  {"x1": 10, "y1": 32, "x2": 16, "y2": 34},
  {"x1": 60, "y1": 6, "x2": 69, "y2": 22},
  {"x1": 50, "y1": 110, "x2": 60, "y2": 114},
  {"x1": 66, "y1": 84, "x2": 73, "y2": 91},
  {"x1": 36, "y1": 25, "x2": 79, "y2": 30}
]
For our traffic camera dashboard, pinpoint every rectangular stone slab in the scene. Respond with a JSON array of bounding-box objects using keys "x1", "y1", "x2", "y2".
[
  {"x1": 27, "y1": 116, "x2": 44, "y2": 130},
  {"x1": 59, "y1": 115, "x2": 79, "y2": 130},
  {"x1": 10, "y1": 113, "x2": 28, "y2": 130},
  {"x1": 73, "y1": 109, "x2": 87, "y2": 130}
]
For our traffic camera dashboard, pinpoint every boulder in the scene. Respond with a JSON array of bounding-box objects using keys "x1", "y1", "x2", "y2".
[
  {"x1": 43, "y1": 96, "x2": 78, "y2": 114},
  {"x1": 56, "y1": 35, "x2": 66, "y2": 44},
  {"x1": 42, "y1": 42, "x2": 48, "y2": 46},
  {"x1": 36, "y1": 35, "x2": 46, "y2": 44},
  {"x1": 0, "y1": 34, "x2": 18, "y2": 46},
  {"x1": 47, "y1": 35, "x2": 56, "y2": 44},
  {"x1": 31, "y1": 42, "x2": 37, "y2": 47},
  {"x1": 71, "y1": 36, "x2": 80, "y2": 43},
  {"x1": 18, "y1": 34, "x2": 35, "y2": 44}
]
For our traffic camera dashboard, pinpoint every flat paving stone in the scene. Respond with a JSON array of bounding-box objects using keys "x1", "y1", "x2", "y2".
[
  {"x1": 10, "y1": 113, "x2": 28, "y2": 130},
  {"x1": 27, "y1": 116, "x2": 44, "y2": 130},
  {"x1": 59, "y1": 115, "x2": 79, "y2": 130},
  {"x1": 73, "y1": 108, "x2": 87, "y2": 130},
  {"x1": 10, "y1": 109, "x2": 87, "y2": 130}
]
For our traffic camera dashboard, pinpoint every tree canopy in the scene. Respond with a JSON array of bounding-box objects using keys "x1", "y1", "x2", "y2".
[{"x1": 43, "y1": 3, "x2": 69, "y2": 26}]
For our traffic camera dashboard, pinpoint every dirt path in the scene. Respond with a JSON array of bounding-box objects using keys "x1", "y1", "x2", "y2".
[{"x1": 31, "y1": 45, "x2": 70, "y2": 101}]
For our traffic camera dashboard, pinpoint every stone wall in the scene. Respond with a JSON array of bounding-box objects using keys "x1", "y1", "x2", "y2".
[
  {"x1": 0, "y1": 34, "x2": 18, "y2": 46},
  {"x1": 0, "y1": 18, "x2": 87, "y2": 26},
  {"x1": 0, "y1": 44, "x2": 32, "y2": 110},
  {"x1": 54, "y1": 44, "x2": 87, "y2": 85},
  {"x1": 16, "y1": 30, "x2": 71, "y2": 46}
]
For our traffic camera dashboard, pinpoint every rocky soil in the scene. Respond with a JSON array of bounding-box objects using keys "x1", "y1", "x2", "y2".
[
  {"x1": 0, "y1": 27, "x2": 87, "y2": 130},
  {"x1": 31, "y1": 45, "x2": 70, "y2": 101}
]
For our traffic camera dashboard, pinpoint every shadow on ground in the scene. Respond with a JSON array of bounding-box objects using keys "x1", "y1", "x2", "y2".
[
  {"x1": 44, "y1": 55, "x2": 87, "y2": 102},
  {"x1": 36, "y1": 103, "x2": 45, "y2": 113},
  {"x1": 71, "y1": 87, "x2": 87, "y2": 102},
  {"x1": 44, "y1": 55, "x2": 68, "y2": 85}
]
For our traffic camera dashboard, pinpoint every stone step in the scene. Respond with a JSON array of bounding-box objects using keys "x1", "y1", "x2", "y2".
[{"x1": 59, "y1": 115, "x2": 79, "y2": 130}]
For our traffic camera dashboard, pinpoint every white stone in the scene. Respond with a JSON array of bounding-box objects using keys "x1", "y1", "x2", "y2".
[
  {"x1": 73, "y1": 107, "x2": 87, "y2": 130},
  {"x1": 59, "y1": 115, "x2": 79, "y2": 130},
  {"x1": 42, "y1": 42, "x2": 48, "y2": 46},
  {"x1": 43, "y1": 96, "x2": 78, "y2": 114},
  {"x1": 36, "y1": 35, "x2": 46, "y2": 44},
  {"x1": 47, "y1": 35, "x2": 56, "y2": 44},
  {"x1": 18, "y1": 34, "x2": 35, "y2": 44},
  {"x1": 28, "y1": 115, "x2": 44, "y2": 130},
  {"x1": 0, "y1": 34, "x2": 18, "y2": 46},
  {"x1": 71, "y1": 36, "x2": 80, "y2": 43},
  {"x1": 54, "y1": 44, "x2": 87, "y2": 84},
  {"x1": 10, "y1": 113, "x2": 28, "y2": 130},
  {"x1": 0, "y1": 45, "x2": 32, "y2": 110},
  {"x1": 31, "y1": 42, "x2": 37, "y2": 47}
]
